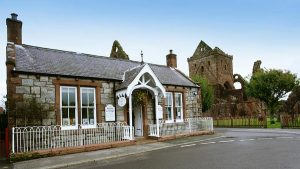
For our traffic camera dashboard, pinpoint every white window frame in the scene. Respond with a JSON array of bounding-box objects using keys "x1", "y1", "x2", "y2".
[
  {"x1": 60, "y1": 86, "x2": 78, "y2": 130},
  {"x1": 80, "y1": 87, "x2": 96, "y2": 129},
  {"x1": 175, "y1": 92, "x2": 183, "y2": 122},
  {"x1": 165, "y1": 92, "x2": 174, "y2": 123}
]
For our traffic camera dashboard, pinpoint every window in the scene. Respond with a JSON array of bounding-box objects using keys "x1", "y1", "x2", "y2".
[
  {"x1": 175, "y1": 93, "x2": 183, "y2": 122},
  {"x1": 60, "y1": 86, "x2": 96, "y2": 130},
  {"x1": 165, "y1": 92, "x2": 173, "y2": 122},
  {"x1": 165, "y1": 92, "x2": 183, "y2": 123},
  {"x1": 81, "y1": 88, "x2": 96, "y2": 128},
  {"x1": 61, "y1": 86, "x2": 77, "y2": 129}
]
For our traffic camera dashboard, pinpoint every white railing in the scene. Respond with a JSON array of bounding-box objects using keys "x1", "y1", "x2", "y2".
[
  {"x1": 148, "y1": 124, "x2": 157, "y2": 136},
  {"x1": 149, "y1": 117, "x2": 213, "y2": 137},
  {"x1": 12, "y1": 122, "x2": 131, "y2": 153}
]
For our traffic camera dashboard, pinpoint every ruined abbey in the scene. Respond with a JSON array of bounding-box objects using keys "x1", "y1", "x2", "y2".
[{"x1": 188, "y1": 41, "x2": 264, "y2": 117}]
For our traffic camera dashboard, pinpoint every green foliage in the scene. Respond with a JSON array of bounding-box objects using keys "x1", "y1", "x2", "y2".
[
  {"x1": 246, "y1": 69, "x2": 299, "y2": 122},
  {"x1": 132, "y1": 90, "x2": 148, "y2": 104},
  {"x1": 286, "y1": 86, "x2": 300, "y2": 114},
  {"x1": 110, "y1": 40, "x2": 129, "y2": 60},
  {"x1": 15, "y1": 97, "x2": 47, "y2": 126},
  {"x1": 192, "y1": 75, "x2": 214, "y2": 112}
]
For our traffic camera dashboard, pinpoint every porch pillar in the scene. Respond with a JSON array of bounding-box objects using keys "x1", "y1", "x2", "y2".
[
  {"x1": 129, "y1": 94, "x2": 134, "y2": 140},
  {"x1": 155, "y1": 94, "x2": 160, "y2": 137}
]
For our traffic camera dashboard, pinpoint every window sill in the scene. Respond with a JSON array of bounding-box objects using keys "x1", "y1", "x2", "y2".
[
  {"x1": 81, "y1": 125, "x2": 97, "y2": 129},
  {"x1": 61, "y1": 126, "x2": 78, "y2": 130}
]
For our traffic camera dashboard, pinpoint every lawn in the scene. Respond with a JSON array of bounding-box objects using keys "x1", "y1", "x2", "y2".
[
  {"x1": 266, "y1": 117, "x2": 281, "y2": 128},
  {"x1": 213, "y1": 117, "x2": 282, "y2": 128}
]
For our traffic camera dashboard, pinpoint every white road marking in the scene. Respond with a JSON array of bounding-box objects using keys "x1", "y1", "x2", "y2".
[
  {"x1": 178, "y1": 136, "x2": 225, "y2": 146},
  {"x1": 219, "y1": 140, "x2": 235, "y2": 143},
  {"x1": 200, "y1": 142, "x2": 216, "y2": 145},
  {"x1": 276, "y1": 137, "x2": 293, "y2": 139},
  {"x1": 243, "y1": 138, "x2": 255, "y2": 141},
  {"x1": 181, "y1": 144, "x2": 196, "y2": 148},
  {"x1": 239, "y1": 139, "x2": 246, "y2": 142},
  {"x1": 258, "y1": 138, "x2": 273, "y2": 140}
]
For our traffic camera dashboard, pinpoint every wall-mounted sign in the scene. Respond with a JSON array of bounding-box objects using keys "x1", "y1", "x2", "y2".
[
  {"x1": 105, "y1": 104, "x2": 116, "y2": 121},
  {"x1": 156, "y1": 105, "x2": 163, "y2": 119},
  {"x1": 118, "y1": 97, "x2": 126, "y2": 107}
]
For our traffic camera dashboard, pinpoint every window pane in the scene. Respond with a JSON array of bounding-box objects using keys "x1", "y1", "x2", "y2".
[
  {"x1": 88, "y1": 92, "x2": 95, "y2": 107},
  {"x1": 62, "y1": 108, "x2": 68, "y2": 118},
  {"x1": 82, "y1": 108, "x2": 88, "y2": 125},
  {"x1": 166, "y1": 92, "x2": 172, "y2": 106},
  {"x1": 61, "y1": 89, "x2": 68, "y2": 106},
  {"x1": 69, "y1": 108, "x2": 76, "y2": 126},
  {"x1": 176, "y1": 107, "x2": 181, "y2": 119},
  {"x1": 175, "y1": 93, "x2": 182, "y2": 107},
  {"x1": 82, "y1": 108, "x2": 87, "y2": 119},
  {"x1": 62, "y1": 108, "x2": 69, "y2": 126},
  {"x1": 69, "y1": 88, "x2": 76, "y2": 106},
  {"x1": 167, "y1": 107, "x2": 172, "y2": 120},
  {"x1": 88, "y1": 108, "x2": 94, "y2": 125},
  {"x1": 82, "y1": 92, "x2": 88, "y2": 107}
]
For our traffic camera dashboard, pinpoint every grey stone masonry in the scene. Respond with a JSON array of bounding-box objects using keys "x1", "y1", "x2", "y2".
[
  {"x1": 16, "y1": 74, "x2": 56, "y2": 125},
  {"x1": 185, "y1": 87, "x2": 202, "y2": 117}
]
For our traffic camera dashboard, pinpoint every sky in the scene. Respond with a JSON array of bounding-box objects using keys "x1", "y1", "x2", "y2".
[{"x1": 1, "y1": 0, "x2": 300, "y2": 107}]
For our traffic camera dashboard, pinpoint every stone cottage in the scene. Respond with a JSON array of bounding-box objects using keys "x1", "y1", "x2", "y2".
[{"x1": 6, "y1": 13, "x2": 203, "y2": 145}]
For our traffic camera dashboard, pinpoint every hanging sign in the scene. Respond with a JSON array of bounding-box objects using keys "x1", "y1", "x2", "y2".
[
  {"x1": 156, "y1": 105, "x2": 163, "y2": 119},
  {"x1": 118, "y1": 97, "x2": 126, "y2": 107},
  {"x1": 105, "y1": 104, "x2": 116, "y2": 121}
]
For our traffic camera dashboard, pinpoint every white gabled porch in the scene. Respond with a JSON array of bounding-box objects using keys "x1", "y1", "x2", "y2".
[{"x1": 116, "y1": 64, "x2": 166, "y2": 140}]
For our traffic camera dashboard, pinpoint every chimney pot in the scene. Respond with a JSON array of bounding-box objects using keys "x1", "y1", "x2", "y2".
[
  {"x1": 166, "y1": 50, "x2": 177, "y2": 68},
  {"x1": 11, "y1": 13, "x2": 18, "y2": 20},
  {"x1": 7, "y1": 13, "x2": 22, "y2": 44}
]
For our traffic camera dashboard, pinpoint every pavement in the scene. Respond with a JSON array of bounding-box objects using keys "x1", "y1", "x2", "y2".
[
  {"x1": 11, "y1": 134, "x2": 222, "y2": 169},
  {"x1": 6, "y1": 128, "x2": 300, "y2": 169}
]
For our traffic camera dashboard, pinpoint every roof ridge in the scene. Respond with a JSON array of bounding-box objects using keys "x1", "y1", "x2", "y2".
[
  {"x1": 22, "y1": 44, "x2": 174, "y2": 69},
  {"x1": 21, "y1": 44, "x2": 144, "y2": 64}
]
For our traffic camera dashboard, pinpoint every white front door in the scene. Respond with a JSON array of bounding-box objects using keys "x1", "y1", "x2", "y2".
[{"x1": 134, "y1": 106, "x2": 143, "y2": 136}]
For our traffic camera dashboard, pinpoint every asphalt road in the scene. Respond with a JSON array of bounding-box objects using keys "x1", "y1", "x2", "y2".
[{"x1": 67, "y1": 128, "x2": 300, "y2": 169}]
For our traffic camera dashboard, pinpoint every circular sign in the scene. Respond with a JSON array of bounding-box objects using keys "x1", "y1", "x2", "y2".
[{"x1": 118, "y1": 97, "x2": 126, "y2": 107}]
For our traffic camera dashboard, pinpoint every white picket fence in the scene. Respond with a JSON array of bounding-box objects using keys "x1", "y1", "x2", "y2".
[
  {"x1": 12, "y1": 122, "x2": 131, "y2": 153},
  {"x1": 149, "y1": 117, "x2": 214, "y2": 137}
]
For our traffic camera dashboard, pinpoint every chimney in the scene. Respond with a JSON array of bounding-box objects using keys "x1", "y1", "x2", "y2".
[
  {"x1": 166, "y1": 49, "x2": 177, "y2": 68},
  {"x1": 6, "y1": 13, "x2": 22, "y2": 44}
]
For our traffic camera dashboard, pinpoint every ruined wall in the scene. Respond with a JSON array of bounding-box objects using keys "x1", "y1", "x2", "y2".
[{"x1": 188, "y1": 41, "x2": 234, "y2": 89}]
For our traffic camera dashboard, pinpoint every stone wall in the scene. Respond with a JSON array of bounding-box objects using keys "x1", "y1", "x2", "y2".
[
  {"x1": 188, "y1": 54, "x2": 234, "y2": 88},
  {"x1": 15, "y1": 74, "x2": 56, "y2": 126},
  {"x1": 185, "y1": 87, "x2": 202, "y2": 118}
]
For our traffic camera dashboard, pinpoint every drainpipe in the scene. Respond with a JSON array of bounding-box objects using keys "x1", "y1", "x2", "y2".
[
  {"x1": 129, "y1": 94, "x2": 133, "y2": 140},
  {"x1": 113, "y1": 82, "x2": 117, "y2": 121},
  {"x1": 155, "y1": 94, "x2": 159, "y2": 137}
]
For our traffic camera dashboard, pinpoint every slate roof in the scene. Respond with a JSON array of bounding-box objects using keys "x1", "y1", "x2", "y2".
[
  {"x1": 117, "y1": 65, "x2": 145, "y2": 90},
  {"x1": 14, "y1": 44, "x2": 198, "y2": 87}
]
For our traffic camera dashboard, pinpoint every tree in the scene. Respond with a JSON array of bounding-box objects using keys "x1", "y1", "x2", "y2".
[
  {"x1": 246, "y1": 69, "x2": 299, "y2": 123},
  {"x1": 192, "y1": 75, "x2": 214, "y2": 112},
  {"x1": 286, "y1": 86, "x2": 300, "y2": 116}
]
